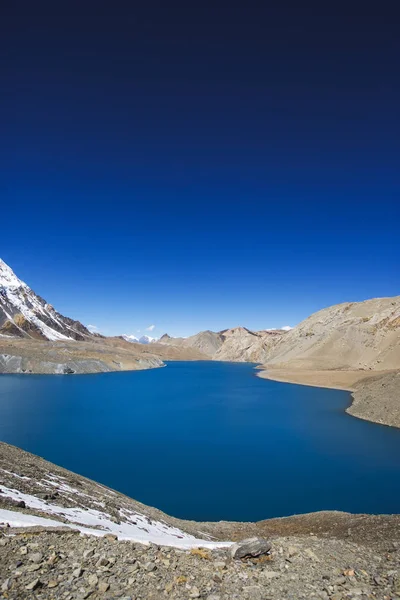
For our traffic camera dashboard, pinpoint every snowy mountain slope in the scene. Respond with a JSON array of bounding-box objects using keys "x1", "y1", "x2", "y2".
[{"x1": 0, "y1": 259, "x2": 93, "y2": 341}]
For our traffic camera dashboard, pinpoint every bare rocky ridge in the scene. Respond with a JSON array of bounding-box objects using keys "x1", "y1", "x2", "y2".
[
  {"x1": 158, "y1": 331, "x2": 225, "y2": 356},
  {"x1": 0, "y1": 442, "x2": 399, "y2": 600},
  {"x1": 213, "y1": 327, "x2": 287, "y2": 363}
]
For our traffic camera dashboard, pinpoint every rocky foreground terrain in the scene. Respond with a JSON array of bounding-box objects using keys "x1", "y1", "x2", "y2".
[{"x1": 1, "y1": 442, "x2": 400, "y2": 600}]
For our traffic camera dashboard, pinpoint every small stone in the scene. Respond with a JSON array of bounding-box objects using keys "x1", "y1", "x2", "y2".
[
  {"x1": 88, "y1": 573, "x2": 98, "y2": 587},
  {"x1": 230, "y1": 537, "x2": 272, "y2": 560},
  {"x1": 98, "y1": 581, "x2": 110, "y2": 593},
  {"x1": 29, "y1": 551, "x2": 44, "y2": 563},
  {"x1": 190, "y1": 587, "x2": 200, "y2": 598},
  {"x1": 304, "y1": 548, "x2": 319, "y2": 561},
  {"x1": 47, "y1": 580, "x2": 59, "y2": 588},
  {"x1": 20, "y1": 546, "x2": 28, "y2": 555},
  {"x1": 25, "y1": 578, "x2": 41, "y2": 591},
  {"x1": 1, "y1": 579, "x2": 11, "y2": 592},
  {"x1": 83, "y1": 548, "x2": 95, "y2": 559},
  {"x1": 144, "y1": 561, "x2": 157, "y2": 572},
  {"x1": 242, "y1": 584, "x2": 264, "y2": 599},
  {"x1": 344, "y1": 569, "x2": 355, "y2": 577},
  {"x1": 73, "y1": 567, "x2": 84, "y2": 578},
  {"x1": 104, "y1": 533, "x2": 118, "y2": 542},
  {"x1": 96, "y1": 556, "x2": 109, "y2": 567},
  {"x1": 263, "y1": 571, "x2": 280, "y2": 580}
]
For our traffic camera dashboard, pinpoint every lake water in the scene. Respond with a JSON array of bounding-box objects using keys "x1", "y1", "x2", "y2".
[{"x1": 0, "y1": 361, "x2": 399, "y2": 521}]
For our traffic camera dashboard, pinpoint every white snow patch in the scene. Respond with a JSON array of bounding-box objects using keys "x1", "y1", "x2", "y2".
[
  {"x1": 0, "y1": 485, "x2": 231, "y2": 548},
  {"x1": 1, "y1": 469, "x2": 31, "y2": 481}
]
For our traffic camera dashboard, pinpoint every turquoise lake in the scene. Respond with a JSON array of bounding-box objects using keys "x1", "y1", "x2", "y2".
[{"x1": 0, "y1": 361, "x2": 399, "y2": 521}]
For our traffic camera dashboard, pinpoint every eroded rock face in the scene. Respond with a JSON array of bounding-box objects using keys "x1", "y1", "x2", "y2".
[{"x1": 230, "y1": 537, "x2": 272, "y2": 559}]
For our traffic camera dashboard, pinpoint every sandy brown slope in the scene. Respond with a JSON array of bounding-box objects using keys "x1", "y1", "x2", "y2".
[
  {"x1": 266, "y1": 296, "x2": 400, "y2": 371},
  {"x1": 157, "y1": 330, "x2": 225, "y2": 356}
]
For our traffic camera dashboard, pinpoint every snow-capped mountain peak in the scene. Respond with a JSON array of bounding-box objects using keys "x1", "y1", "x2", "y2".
[
  {"x1": 0, "y1": 259, "x2": 93, "y2": 342},
  {"x1": 0, "y1": 259, "x2": 28, "y2": 289},
  {"x1": 121, "y1": 334, "x2": 139, "y2": 343},
  {"x1": 139, "y1": 335, "x2": 156, "y2": 344},
  {"x1": 122, "y1": 334, "x2": 156, "y2": 344}
]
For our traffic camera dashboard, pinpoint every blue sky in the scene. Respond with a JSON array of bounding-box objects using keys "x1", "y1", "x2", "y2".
[{"x1": 1, "y1": 4, "x2": 399, "y2": 337}]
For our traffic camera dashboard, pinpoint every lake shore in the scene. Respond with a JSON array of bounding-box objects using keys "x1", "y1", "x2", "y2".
[{"x1": 257, "y1": 367, "x2": 400, "y2": 429}]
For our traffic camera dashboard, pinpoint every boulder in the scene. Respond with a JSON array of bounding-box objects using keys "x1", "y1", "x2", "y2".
[{"x1": 230, "y1": 537, "x2": 272, "y2": 560}]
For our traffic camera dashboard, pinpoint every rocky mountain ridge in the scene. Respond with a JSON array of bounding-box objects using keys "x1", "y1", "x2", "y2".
[{"x1": 0, "y1": 260, "x2": 93, "y2": 342}]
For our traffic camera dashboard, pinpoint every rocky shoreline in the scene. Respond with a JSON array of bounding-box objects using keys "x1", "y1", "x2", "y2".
[
  {"x1": 1, "y1": 442, "x2": 400, "y2": 600},
  {"x1": 257, "y1": 368, "x2": 400, "y2": 429}
]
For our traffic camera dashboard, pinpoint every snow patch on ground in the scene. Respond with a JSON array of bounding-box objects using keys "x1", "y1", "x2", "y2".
[{"x1": 0, "y1": 485, "x2": 231, "y2": 549}]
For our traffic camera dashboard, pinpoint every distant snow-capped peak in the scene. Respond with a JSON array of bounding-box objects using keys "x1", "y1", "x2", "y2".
[
  {"x1": 139, "y1": 335, "x2": 156, "y2": 344},
  {"x1": 121, "y1": 334, "x2": 139, "y2": 343},
  {"x1": 122, "y1": 334, "x2": 156, "y2": 344}
]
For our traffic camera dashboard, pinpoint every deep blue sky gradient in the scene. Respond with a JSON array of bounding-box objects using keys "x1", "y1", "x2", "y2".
[{"x1": 1, "y1": 3, "x2": 399, "y2": 336}]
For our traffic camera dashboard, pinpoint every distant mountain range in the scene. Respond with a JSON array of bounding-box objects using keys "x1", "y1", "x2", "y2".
[
  {"x1": 1, "y1": 257, "x2": 399, "y2": 375},
  {"x1": 157, "y1": 301, "x2": 400, "y2": 370}
]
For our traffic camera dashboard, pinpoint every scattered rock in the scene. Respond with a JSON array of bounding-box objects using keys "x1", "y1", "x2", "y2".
[
  {"x1": 29, "y1": 551, "x2": 44, "y2": 563},
  {"x1": 98, "y1": 580, "x2": 110, "y2": 592},
  {"x1": 25, "y1": 578, "x2": 41, "y2": 590},
  {"x1": 230, "y1": 537, "x2": 272, "y2": 559}
]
